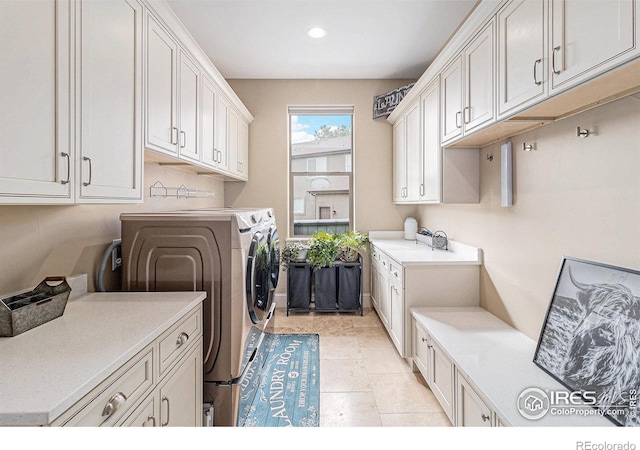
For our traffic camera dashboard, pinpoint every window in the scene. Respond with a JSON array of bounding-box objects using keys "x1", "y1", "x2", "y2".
[{"x1": 289, "y1": 106, "x2": 353, "y2": 237}]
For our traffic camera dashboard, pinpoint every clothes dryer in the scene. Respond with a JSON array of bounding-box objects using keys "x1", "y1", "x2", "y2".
[{"x1": 120, "y1": 207, "x2": 279, "y2": 426}]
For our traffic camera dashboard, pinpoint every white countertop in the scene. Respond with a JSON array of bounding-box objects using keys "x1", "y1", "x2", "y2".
[
  {"x1": 0, "y1": 291, "x2": 206, "y2": 426},
  {"x1": 369, "y1": 231, "x2": 482, "y2": 265},
  {"x1": 411, "y1": 307, "x2": 613, "y2": 427}
]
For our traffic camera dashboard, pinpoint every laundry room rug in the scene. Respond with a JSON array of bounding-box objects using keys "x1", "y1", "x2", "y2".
[{"x1": 238, "y1": 332, "x2": 320, "y2": 427}]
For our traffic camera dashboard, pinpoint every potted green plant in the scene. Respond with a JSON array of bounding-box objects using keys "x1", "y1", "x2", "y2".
[
  {"x1": 280, "y1": 241, "x2": 308, "y2": 272},
  {"x1": 307, "y1": 232, "x2": 340, "y2": 310},
  {"x1": 337, "y1": 231, "x2": 370, "y2": 262},
  {"x1": 306, "y1": 232, "x2": 340, "y2": 271}
]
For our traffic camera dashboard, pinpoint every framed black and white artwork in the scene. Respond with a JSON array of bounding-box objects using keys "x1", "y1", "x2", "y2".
[{"x1": 534, "y1": 257, "x2": 640, "y2": 427}]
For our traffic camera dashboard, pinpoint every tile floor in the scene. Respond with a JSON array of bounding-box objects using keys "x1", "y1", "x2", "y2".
[{"x1": 273, "y1": 307, "x2": 451, "y2": 427}]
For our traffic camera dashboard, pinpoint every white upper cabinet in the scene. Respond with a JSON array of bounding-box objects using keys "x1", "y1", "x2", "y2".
[
  {"x1": 76, "y1": 0, "x2": 143, "y2": 202},
  {"x1": 393, "y1": 100, "x2": 421, "y2": 203},
  {"x1": 143, "y1": 6, "x2": 251, "y2": 181},
  {"x1": 0, "y1": 0, "x2": 73, "y2": 203},
  {"x1": 146, "y1": 15, "x2": 178, "y2": 156},
  {"x1": 442, "y1": 19, "x2": 496, "y2": 144},
  {"x1": 227, "y1": 107, "x2": 249, "y2": 180},
  {"x1": 497, "y1": 0, "x2": 548, "y2": 118},
  {"x1": 464, "y1": 20, "x2": 495, "y2": 132},
  {"x1": 441, "y1": 55, "x2": 464, "y2": 143},
  {"x1": 177, "y1": 52, "x2": 200, "y2": 163},
  {"x1": 236, "y1": 118, "x2": 249, "y2": 180},
  {"x1": 392, "y1": 116, "x2": 407, "y2": 202},
  {"x1": 420, "y1": 79, "x2": 442, "y2": 203},
  {"x1": 550, "y1": 0, "x2": 638, "y2": 94}
]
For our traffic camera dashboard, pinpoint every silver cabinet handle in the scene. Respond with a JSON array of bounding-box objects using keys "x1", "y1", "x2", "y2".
[
  {"x1": 172, "y1": 127, "x2": 178, "y2": 145},
  {"x1": 552, "y1": 46, "x2": 561, "y2": 75},
  {"x1": 161, "y1": 396, "x2": 170, "y2": 426},
  {"x1": 180, "y1": 131, "x2": 186, "y2": 148},
  {"x1": 146, "y1": 415, "x2": 156, "y2": 427},
  {"x1": 481, "y1": 413, "x2": 491, "y2": 422},
  {"x1": 463, "y1": 106, "x2": 470, "y2": 124},
  {"x1": 60, "y1": 152, "x2": 70, "y2": 185},
  {"x1": 420, "y1": 184, "x2": 425, "y2": 196},
  {"x1": 455, "y1": 111, "x2": 462, "y2": 128},
  {"x1": 176, "y1": 331, "x2": 189, "y2": 347},
  {"x1": 102, "y1": 392, "x2": 127, "y2": 417},
  {"x1": 533, "y1": 58, "x2": 542, "y2": 85},
  {"x1": 82, "y1": 156, "x2": 92, "y2": 186}
]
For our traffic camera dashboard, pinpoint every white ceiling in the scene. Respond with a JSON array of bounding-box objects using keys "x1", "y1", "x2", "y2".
[{"x1": 165, "y1": 0, "x2": 480, "y2": 79}]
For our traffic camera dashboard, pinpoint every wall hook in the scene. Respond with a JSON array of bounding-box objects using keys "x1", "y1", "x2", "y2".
[
  {"x1": 522, "y1": 143, "x2": 534, "y2": 151},
  {"x1": 576, "y1": 127, "x2": 590, "y2": 138}
]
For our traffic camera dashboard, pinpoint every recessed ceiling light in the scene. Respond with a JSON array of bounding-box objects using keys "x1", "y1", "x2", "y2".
[{"x1": 307, "y1": 27, "x2": 327, "y2": 39}]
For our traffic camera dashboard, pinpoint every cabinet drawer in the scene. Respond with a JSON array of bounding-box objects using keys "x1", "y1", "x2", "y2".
[
  {"x1": 158, "y1": 306, "x2": 202, "y2": 376},
  {"x1": 59, "y1": 345, "x2": 154, "y2": 426},
  {"x1": 389, "y1": 260, "x2": 403, "y2": 283}
]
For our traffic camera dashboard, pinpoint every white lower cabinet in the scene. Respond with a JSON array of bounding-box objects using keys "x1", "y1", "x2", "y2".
[
  {"x1": 121, "y1": 341, "x2": 203, "y2": 427},
  {"x1": 53, "y1": 305, "x2": 203, "y2": 427},
  {"x1": 413, "y1": 316, "x2": 496, "y2": 427}
]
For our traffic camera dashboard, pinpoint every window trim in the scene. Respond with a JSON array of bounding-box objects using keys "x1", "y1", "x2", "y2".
[{"x1": 288, "y1": 106, "x2": 354, "y2": 238}]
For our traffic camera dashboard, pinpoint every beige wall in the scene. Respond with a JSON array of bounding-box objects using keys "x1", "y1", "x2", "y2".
[
  {"x1": 0, "y1": 162, "x2": 224, "y2": 295},
  {"x1": 418, "y1": 95, "x2": 640, "y2": 340},
  {"x1": 226, "y1": 79, "x2": 419, "y2": 292}
]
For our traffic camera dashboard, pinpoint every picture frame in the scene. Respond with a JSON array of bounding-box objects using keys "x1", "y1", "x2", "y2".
[{"x1": 533, "y1": 257, "x2": 640, "y2": 427}]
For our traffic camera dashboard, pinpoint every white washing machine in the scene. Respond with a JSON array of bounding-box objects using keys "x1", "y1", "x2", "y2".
[{"x1": 120, "y1": 207, "x2": 279, "y2": 426}]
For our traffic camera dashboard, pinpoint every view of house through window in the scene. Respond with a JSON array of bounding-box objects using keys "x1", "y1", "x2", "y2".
[{"x1": 289, "y1": 106, "x2": 353, "y2": 237}]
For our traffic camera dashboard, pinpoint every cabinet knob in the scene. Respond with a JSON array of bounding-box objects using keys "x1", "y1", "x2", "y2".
[
  {"x1": 176, "y1": 332, "x2": 189, "y2": 347},
  {"x1": 102, "y1": 392, "x2": 127, "y2": 417},
  {"x1": 421, "y1": 337, "x2": 428, "y2": 343},
  {"x1": 481, "y1": 413, "x2": 491, "y2": 423}
]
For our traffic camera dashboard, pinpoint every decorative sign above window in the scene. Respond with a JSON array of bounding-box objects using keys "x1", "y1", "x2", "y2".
[{"x1": 372, "y1": 83, "x2": 415, "y2": 119}]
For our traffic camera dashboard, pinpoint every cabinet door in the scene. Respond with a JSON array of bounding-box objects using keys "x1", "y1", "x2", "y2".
[
  {"x1": 456, "y1": 375, "x2": 493, "y2": 427},
  {"x1": 178, "y1": 52, "x2": 199, "y2": 163},
  {"x1": 392, "y1": 117, "x2": 406, "y2": 202},
  {"x1": 159, "y1": 342, "x2": 203, "y2": 427},
  {"x1": 464, "y1": 20, "x2": 495, "y2": 132},
  {"x1": 201, "y1": 77, "x2": 219, "y2": 168},
  {"x1": 228, "y1": 107, "x2": 240, "y2": 177},
  {"x1": 413, "y1": 321, "x2": 430, "y2": 380},
  {"x1": 370, "y1": 262, "x2": 380, "y2": 311},
  {"x1": 77, "y1": 0, "x2": 143, "y2": 202},
  {"x1": 236, "y1": 118, "x2": 249, "y2": 180},
  {"x1": 404, "y1": 101, "x2": 421, "y2": 202},
  {"x1": 430, "y1": 340, "x2": 455, "y2": 423},
  {"x1": 146, "y1": 15, "x2": 178, "y2": 155},
  {"x1": 550, "y1": 0, "x2": 637, "y2": 93},
  {"x1": 497, "y1": 0, "x2": 547, "y2": 118},
  {"x1": 441, "y1": 55, "x2": 463, "y2": 143},
  {"x1": 217, "y1": 94, "x2": 230, "y2": 174},
  {"x1": 0, "y1": 0, "x2": 72, "y2": 202},
  {"x1": 389, "y1": 278, "x2": 403, "y2": 354},
  {"x1": 377, "y1": 262, "x2": 391, "y2": 329},
  {"x1": 420, "y1": 79, "x2": 442, "y2": 203}
]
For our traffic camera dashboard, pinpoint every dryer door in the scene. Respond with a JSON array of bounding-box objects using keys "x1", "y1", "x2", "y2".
[
  {"x1": 267, "y1": 223, "x2": 280, "y2": 291},
  {"x1": 246, "y1": 231, "x2": 272, "y2": 324}
]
